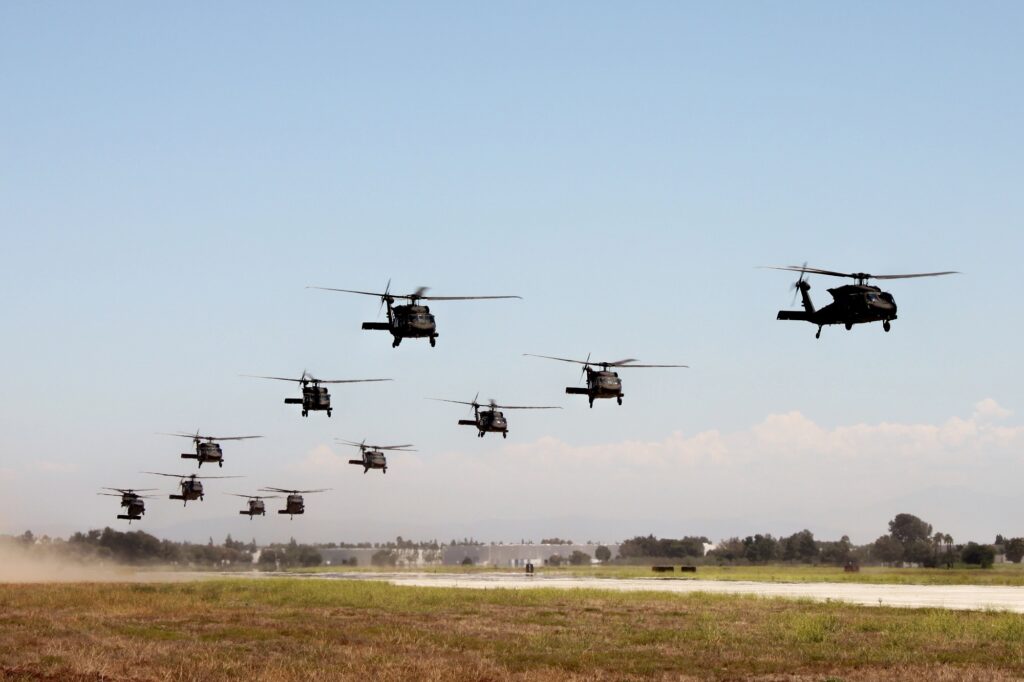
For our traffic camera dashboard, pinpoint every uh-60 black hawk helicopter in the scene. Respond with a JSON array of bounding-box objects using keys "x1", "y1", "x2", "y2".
[
  {"x1": 161, "y1": 430, "x2": 262, "y2": 468},
  {"x1": 144, "y1": 472, "x2": 242, "y2": 506},
  {"x1": 764, "y1": 264, "x2": 958, "y2": 339},
  {"x1": 228, "y1": 493, "x2": 280, "y2": 519},
  {"x1": 431, "y1": 394, "x2": 561, "y2": 438},
  {"x1": 338, "y1": 438, "x2": 415, "y2": 474},
  {"x1": 243, "y1": 371, "x2": 391, "y2": 417},
  {"x1": 259, "y1": 487, "x2": 330, "y2": 519},
  {"x1": 525, "y1": 354, "x2": 688, "y2": 407},
  {"x1": 98, "y1": 488, "x2": 156, "y2": 523},
  {"x1": 308, "y1": 280, "x2": 521, "y2": 347}
]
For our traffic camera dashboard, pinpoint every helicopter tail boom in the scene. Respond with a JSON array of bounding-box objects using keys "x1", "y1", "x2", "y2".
[
  {"x1": 457, "y1": 419, "x2": 477, "y2": 426},
  {"x1": 565, "y1": 387, "x2": 590, "y2": 395},
  {"x1": 361, "y1": 322, "x2": 390, "y2": 330},
  {"x1": 284, "y1": 398, "x2": 303, "y2": 405},
  {"x1": 180, "y1": 453, "x2": 199, "y2": 460}
]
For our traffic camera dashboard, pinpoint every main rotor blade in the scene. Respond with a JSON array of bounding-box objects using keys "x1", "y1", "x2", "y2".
[
  {"x1": 259, "y1": 487, "x2": 331, "y2": 494},
  {"x1": 611, "y1": 362, "x2": 688, "y2": 368},
  {"x1": 418, "y1": 294, "x2": 521, "y2": 301},
  {"x1": 142, "y1": 472, "x2": 186, "y2": 478},
  {"x1": 204, "y1": 435, "x2": 263, "y2": 441},
  {"x1": 492, "y1": 404, "x2": 562, "y2": 410},
  {"x1": 604, "y1": 358, "x2": 640, "y2": 366},
  {"x1": 523, "y1": 353, "x2": 592, "y2": 365},
  {"x1": 307, "y1": 286, "x2": 389, "y2": 297},
  {"x1": 760, "y1": 265, "x2": 853, "y2": 279},
  {"x1": 428, "y1": 398, "x2": 477, "y2": 407},
  {"x1": 871, "y1": 271, "x2": 960, "y2": 280},
  {"x1": 314, "y1": 378, "x2": 393, "y2": 384},
  {"x1": 240, "y1": 374, "x2": 304, "y2": 383}
]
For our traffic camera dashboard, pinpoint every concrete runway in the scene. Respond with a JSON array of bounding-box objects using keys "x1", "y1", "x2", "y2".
[{"x1": 306, "y1": 572, "x2": 1024, "y2": 613}]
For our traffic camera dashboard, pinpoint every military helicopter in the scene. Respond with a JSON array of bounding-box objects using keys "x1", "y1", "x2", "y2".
[
  {"x1": 161, "y1": 431, "x2": 262, "y2": 468},
  {"x1": 525, "y1": 354, "x2": 688, "y2": 407},
  {"x1": 259, "y1": 487, "x2": 330, "y2": 519},
  {"x1": 144, "y1": 472, "x2": 242, "y2": 506},
  {"x1": 98, "y1": 488, "x2": 156, "y2": 523},
  {"x1": 763, "y1": 264, "x2": 959, "y2": 338},
  {"x1": 243, "y1": 371, "x2": 392, "y2": 417},
  {"x1": 308, "y1": 280, "x2": 521, "y2": 347},
  {"x1": 337, "y1": 438, "x2": 416, "y2": 474},
  {"x1": 431, "y1": 394, "x2": 561, "y2": 438},
  {"x1": 227, "y1": 493, "x2": 280, "y2": 519}
]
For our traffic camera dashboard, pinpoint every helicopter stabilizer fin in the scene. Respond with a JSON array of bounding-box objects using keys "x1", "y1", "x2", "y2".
[{"x1": 777, "y1": 310, "x2": 813, "y2": 321}]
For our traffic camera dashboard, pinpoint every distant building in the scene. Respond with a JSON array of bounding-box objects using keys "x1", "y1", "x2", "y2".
[{"x1": 318, "y1": 543, "x2": 620, "y2": 567}]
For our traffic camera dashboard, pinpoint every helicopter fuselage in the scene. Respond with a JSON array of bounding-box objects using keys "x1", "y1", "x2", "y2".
[
  {"x1": 459, "y1": 409, "x2": 509, "y2": 438},
  {"x1": 181, "y1": 441, "x2": 223, "y2": 467},
  {"x1": 349, "y1": 450, "x2": 387, "y2": 473},
  {"x1": 284, "y1": 384, "x2": 332, "y2": 417},
  {"x1": 240, "y1": 498, "x2": 266, "y2": 517},
  {"x1": 363, "y1": 302, "x2": 438, "y2": 347},
  {"x1": 778, "y1": 283, "x2": 897, "y2": 337},
  {"x1": 567, "y1": 369, "x2": 624, "y2": 407},
  {"x1": 116, "y1": 496, "x2": 146, "y2": 521},
  {"x1": 169, "y1": 478, "x2": 204, "y2": 504},
  {"x1": 279, "y1": 494, "x2": 305, "y2": 517}
]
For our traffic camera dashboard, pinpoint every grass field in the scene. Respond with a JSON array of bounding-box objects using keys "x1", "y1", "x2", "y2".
[
  {"x1": 295, "y1": 562, "x2": 1024, "y2": 587},
  {"x1": 1, "y1": 578, "x2": 1023, "y2": 680}
]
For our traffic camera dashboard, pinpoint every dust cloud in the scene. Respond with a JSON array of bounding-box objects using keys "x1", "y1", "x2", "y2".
[{"x1": 0, "y1": 544, "x2": 197, "y2": 584}]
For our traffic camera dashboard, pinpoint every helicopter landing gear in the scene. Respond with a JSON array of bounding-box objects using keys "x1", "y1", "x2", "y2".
[
  {"x1": 327, "y1": 409, "x2": 332, "y2": 417},
  {"x1": 392, "y1": 337, "x2": 402, "y2": 348},
  {"x1": 218, "y1": 461, "x2": 222, "y2": 468},
  {"x1": 383, "y1": 467, "x2": 387, "y2": 474},
  {"x1": 883, "y1": 320, "x2": 891, "y2": 332},
  {"x1": 617, "y1": 396, "x2": 623, "y2": 405},
  {"x1": 430, "y1": 336, "x2": 436, "y2": 347},
  {"x1": 302, "y1": 410, "x2": 308, "y2": 417},
  {"x1": 502, "y1": 432, "x2": 507, "y2": 439},
  {"x1": 845, "y1": 322, "x2": 853, "y2": 330},
  {"x1": 589, "y1": 397, "x2": 594, "y2": 408},
  {"x1": 815, "y1": 326, "x2": 822, "y2": 339}
]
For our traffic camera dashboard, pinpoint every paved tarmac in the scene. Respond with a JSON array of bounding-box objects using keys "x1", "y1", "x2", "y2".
[{"x1": 317, "y1": 572, "x2": 1024, "y2": 613}]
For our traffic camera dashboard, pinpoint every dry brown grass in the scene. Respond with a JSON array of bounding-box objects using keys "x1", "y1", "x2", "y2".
[{"x1": 0, "y1": 579, "x2": 1022, "y2": 681}]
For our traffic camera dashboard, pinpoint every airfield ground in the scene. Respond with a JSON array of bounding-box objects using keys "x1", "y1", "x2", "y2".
[{"x1": 2, "y1": 578, "x2": 1023, "y2": 681}]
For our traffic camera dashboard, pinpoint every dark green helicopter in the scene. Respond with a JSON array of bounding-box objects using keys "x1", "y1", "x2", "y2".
[
  {"x1": 98, "y1": 487, "x2": 157, "y2": 523},
  {"x1": 161, "y1": 430, "x2": 262, "y2": 468},
  {"x1": 338, "y1": 438, "x2": 416, "y2": 474},
  {"x1": 764, "y1": 264, "x2": 958, "y2": 338},
  {"x1": 525, "y1": 354, "x2": 688, "y2": 407},
  {"x1": 144, "y1": 472, "x2": 242, "y2": 506},
  {"x1": 431, "y1": 394, "x2": 561, "y2": 438},
  {"x1": 243, "y1": 371, "x2": 391, "y2": 417},
  {"x1": 228, "y1": 493, "x2": 280, "y2": 519},
  {"x1": 308, "y1": 280, "x2": 521, "y2": 347},
  {"x1": 259, "y1": 487, "x2": 331, "y2": 519}
]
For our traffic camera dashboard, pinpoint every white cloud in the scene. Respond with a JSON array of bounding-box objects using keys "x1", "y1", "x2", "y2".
[{"x1": 289, "y1": 399, "x2": 1023, "y2": 543}]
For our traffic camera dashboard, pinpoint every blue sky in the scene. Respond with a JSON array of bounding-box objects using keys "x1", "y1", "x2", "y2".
[{"x1": 1, "y1": 3, "x2": 1021, "y2": 543}]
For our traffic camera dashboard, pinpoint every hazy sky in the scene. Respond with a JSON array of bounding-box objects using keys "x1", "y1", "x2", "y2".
[{"x1": 1, "y1": 3, "x2": 1021, "y2": 545}]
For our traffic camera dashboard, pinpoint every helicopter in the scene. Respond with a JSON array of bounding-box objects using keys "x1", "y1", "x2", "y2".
[
  {"x1": 144, "y1": 472, "x2": 242, "y2": 506},
  {"x1": 337, "y1": 438, "x2": 416, "y2": 474},
  {"x1": 98, "y1": 488, "x2": 157, "y2": 523},
  {"x1": 308, "y1": 280, "x2": 521, "y2": 347},
  {"x1": 764, "y1": 264, "x2": 959, "y2": 338},
  {"x1": 525, "y1": 354, "x2": 688, "y2": 407},
  {"x1": 227, "y1": 493, "x2": 280, "y2": 519},
  {"x1": 243, "y1": 371, "x2": 391, "y2": 417},
  {"x1": 259, "y1": 487, "x2": 330, "y2": 519},
  {"x1": 161, "y1": 431, "x2": 262, "y2": 468},
  {"x1": 431, "y1": 394, "x2": 561, "y2": 438}
]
